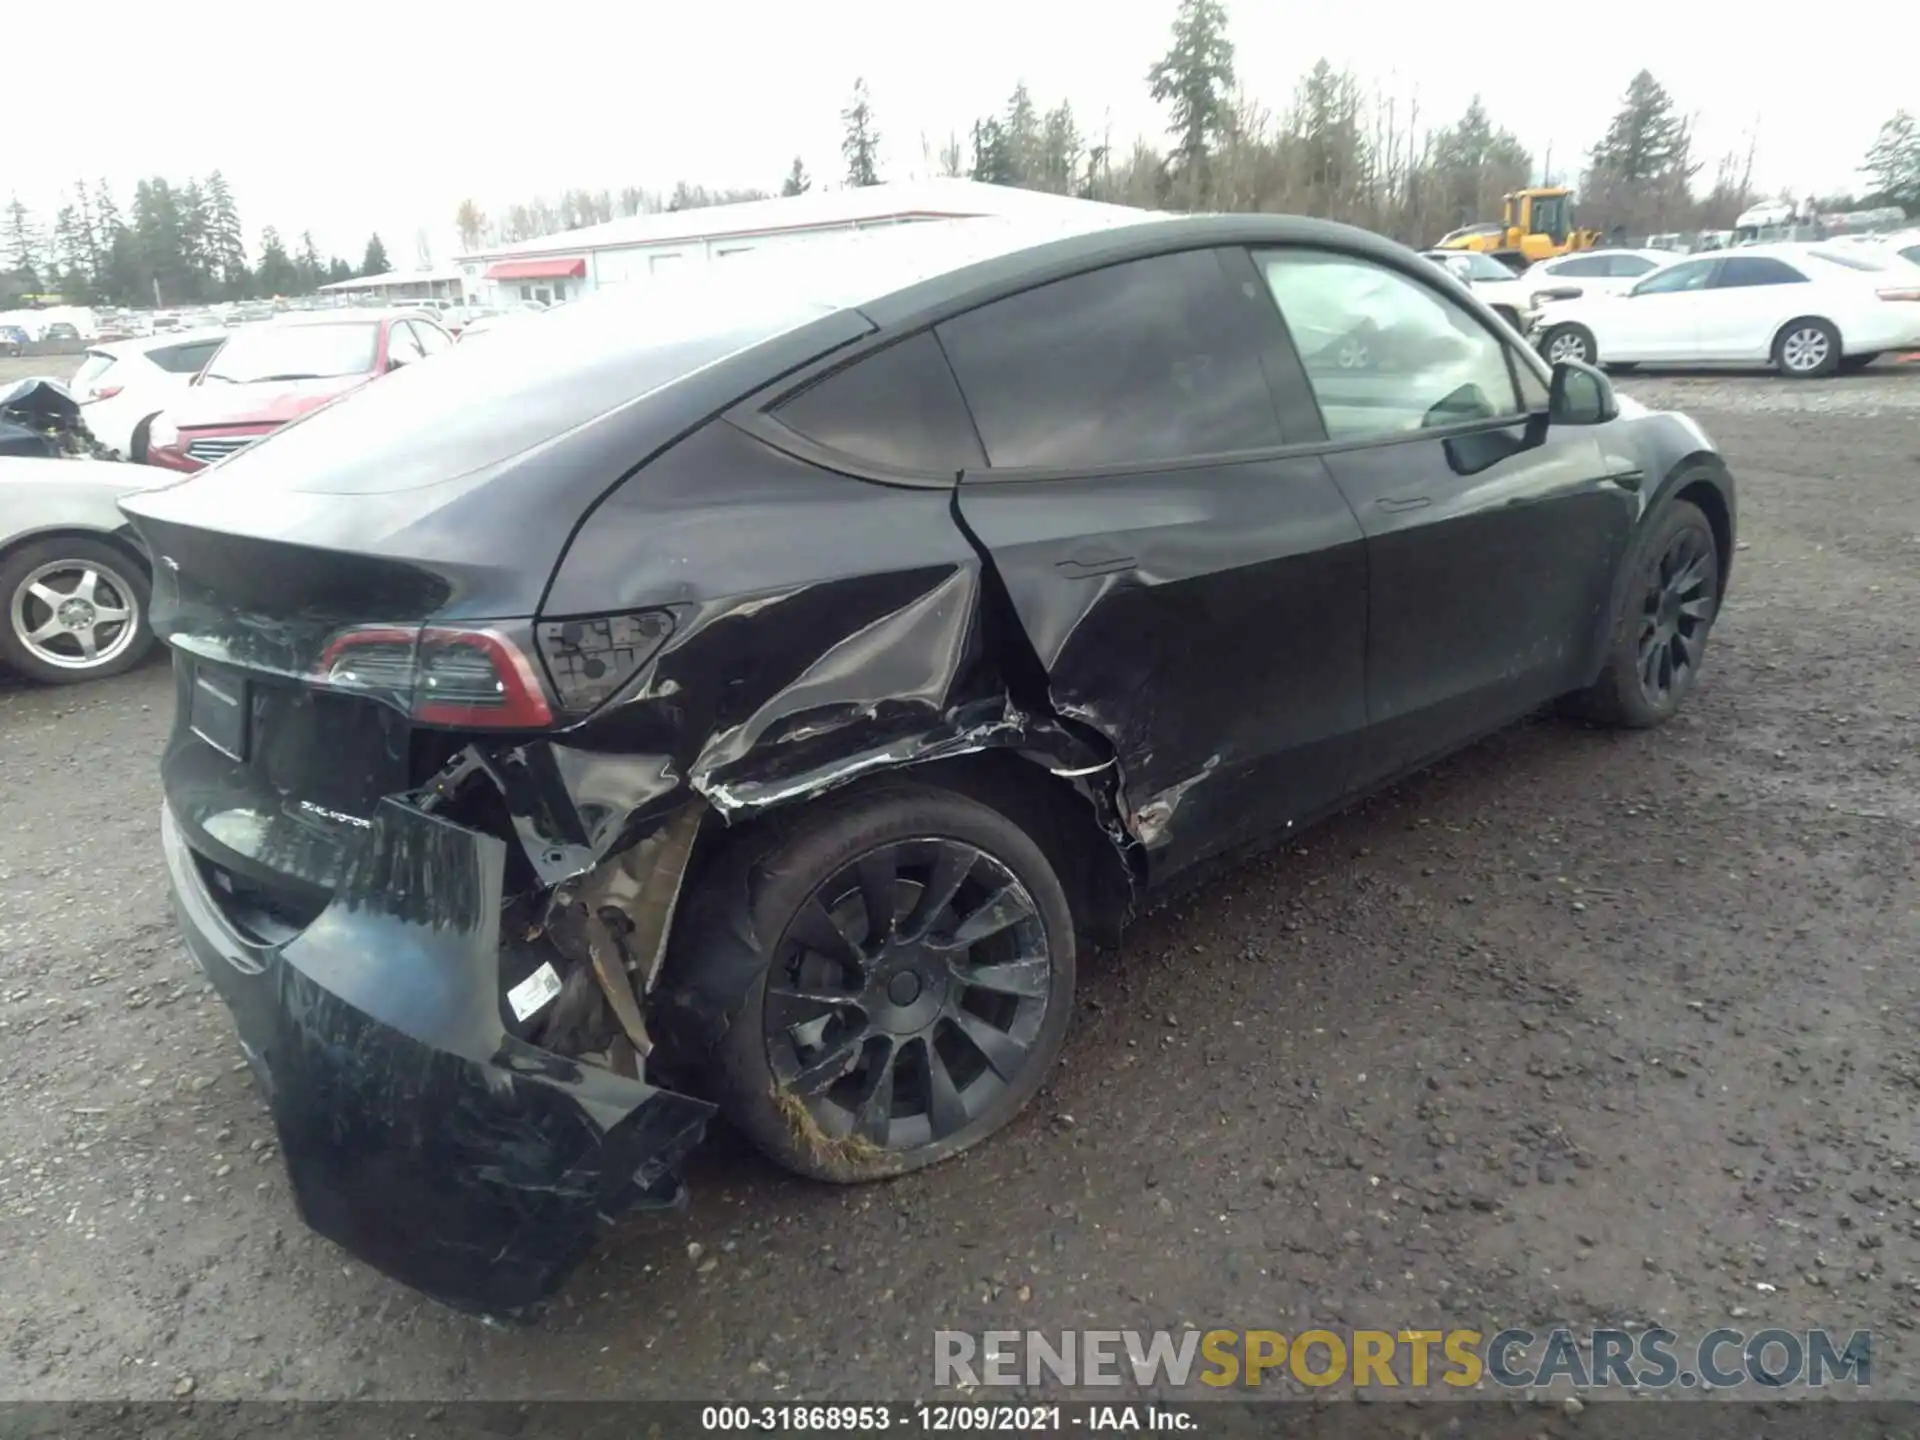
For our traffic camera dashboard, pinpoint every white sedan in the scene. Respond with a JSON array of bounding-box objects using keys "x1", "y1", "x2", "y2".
[
  {"x1": 1521, "y1": 248, "x2": 1674, "y2": 304},
  {"x1": 1533, "y1": 245, "x2": 1920, "y2": 377},
  {"x1": 1418, "y1": 250, "x2": 1538, "y2": 333},
  {"x1": 67, "y1": 329, "x2": 230, "y2": 460}
]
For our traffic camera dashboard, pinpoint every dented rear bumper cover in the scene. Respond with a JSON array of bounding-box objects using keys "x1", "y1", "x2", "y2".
[{"x1": 160, "y1": 798, "x2": 715, "y2": 1315}]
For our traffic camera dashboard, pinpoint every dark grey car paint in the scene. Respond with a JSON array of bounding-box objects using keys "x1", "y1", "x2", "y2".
[{"x1": 119, "y1": 213, "x2": 1737, "y2": 1312}]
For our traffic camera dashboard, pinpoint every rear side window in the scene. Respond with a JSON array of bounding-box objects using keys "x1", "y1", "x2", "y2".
[
  {"x1": 388, "y1": 321, "x2": 427, "y2": 364},
  {"x1": 935, "y1": 249, "x2": 1284, "y2": 470},
  {"x1": 1549, "y1": 255, "x2": 1611, "y2": 278},
  {"x1": 150, "y1": 340, "x2": 222, "y2": 374},
  {"x1": 771, "y1": 330, "x2": 985, "y2": 474},
  {"x1": 1807, "y1": 249, "x2": 1884, "y2": 272},
  {"x1": 1633, "y1": 259, "x2": 1716, "y2": 294},
  {"x1": 1607, "y1": 255, "x2": 1660, "y2": 277},
  {"x1": 70, "y1": 352, "x2": 116, "y2": 388},
  {"x1": 1715, "y1": 257, "x2": 1807, "y2": 287}
]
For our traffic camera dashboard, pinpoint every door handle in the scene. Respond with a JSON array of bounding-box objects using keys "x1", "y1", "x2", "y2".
[
  {"x1": 1603, "y1": 469, "x2": 1645, "y2": 493},
  {"x1": 1377, "y1": 495, "x2": 1432, "y2": 513},
  {"x1": 1055, "y1": 552, "x2": 1136, "y2": 578}
]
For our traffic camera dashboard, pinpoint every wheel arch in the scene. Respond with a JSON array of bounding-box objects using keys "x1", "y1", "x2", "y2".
[
  {"x1": 0, "y1": 524, "x2": 153, "y2": 580},
  {"x1": 1772, "y1": 313, "x2": 1843, "y2": 361},
  {"x1": 676, "y1": 743, "x2": 1139, "y2": 965}
]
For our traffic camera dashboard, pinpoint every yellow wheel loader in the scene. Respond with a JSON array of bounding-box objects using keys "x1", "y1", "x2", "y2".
[{"x1": 1433, "y1": 187, "x2": 1602, "y2": 274}]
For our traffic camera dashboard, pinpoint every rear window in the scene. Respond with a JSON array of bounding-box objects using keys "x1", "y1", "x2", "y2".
[
  {"x1": 189, "y1": 275, "x2": 849, "y2": 495},
  {"x1": 202, "y1": 323, "x2": 381, "y2": 384},
  {"x1": 1808, "y1": 249, "x2": 1887, "y2": 272},
  {"x1": 150, "y1": 340, "x2": 223, "y2": 375},
  {"x1": 71, "y1": 352, "x2": 117, "y2": 388}
]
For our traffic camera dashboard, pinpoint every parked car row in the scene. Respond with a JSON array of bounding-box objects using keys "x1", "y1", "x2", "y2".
[
  {"x1": 1533, "y1": 242, "x2": 1920, "y2": 377},
  {"x1": 1427, "y1": 238, "x2": 1920, "y2": 377}
]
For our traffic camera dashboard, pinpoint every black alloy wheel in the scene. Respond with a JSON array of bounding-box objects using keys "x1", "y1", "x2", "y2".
[
  {"x1": 1634, "y1": 523, "x2": 1716, "y2": 709},
  {"x1": 671, "y1": 782, "x2": 1076, "y2": 1181},
  {"x1": 1564, "y1": 497, "x2": 1719, "y2": 729},
  {"x1": 763, "y1": 838, "x2": 1052, "y2": 1154}
]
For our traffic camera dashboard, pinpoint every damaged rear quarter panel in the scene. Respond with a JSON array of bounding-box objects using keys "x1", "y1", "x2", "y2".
[{"x1": 541, "y1": 421, "x2": 1019, "y2": 826}]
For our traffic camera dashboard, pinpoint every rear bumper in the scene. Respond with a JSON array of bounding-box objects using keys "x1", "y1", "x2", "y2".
[{"x1": 161, "y1": 798, "x2": 714, "y2": 1315}]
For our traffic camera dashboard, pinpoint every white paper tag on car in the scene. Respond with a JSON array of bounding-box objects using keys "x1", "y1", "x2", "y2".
[{"x1": 507, "y1": 962, "x2": 564, "y2": 1022}]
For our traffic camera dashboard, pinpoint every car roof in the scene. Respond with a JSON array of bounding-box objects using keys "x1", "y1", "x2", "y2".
[
  {"x1": 258, "y1": 309, "x2": 426, "y2": 328},
  {"x1": 96, "y1": 326, "x2": 231, "y2": 355}
]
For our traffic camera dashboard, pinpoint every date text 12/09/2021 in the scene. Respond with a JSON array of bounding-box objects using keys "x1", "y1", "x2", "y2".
[{"x1": 700, "y1": 1405, "x2": 1196, "y2": 1432}]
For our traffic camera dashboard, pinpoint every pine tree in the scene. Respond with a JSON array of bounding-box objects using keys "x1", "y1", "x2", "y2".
[
  {"x1": 3, "y1": 195, "x2": 41, "y2": 285},
  {"x1": 970, "y1": 118, "x2": 1015, "y2": 186},
  {"x1": 1427, "y1": 96, "x2": 1533, "y2": 229},
  {"x1": 1038, "y1": 102, "x2": 1084, "y2": 196},
  {"x1": 295, "y1": 231, "x2": 325, "y2": 293},
  {"x1": 841, "y1": 78, "x2": 881, "y2": 187},
  {"x1": 1147, "y1": 0, "x2": 1236, "y2": 201},
  {"x1": 132, "y1": 178, "x2": 191, "y2": 306},
  {"x1": 51, "y1": 205, "x2": 88, "y2": 300},
  {"x1": 1004, "y1": 83, "x2": 1042, "y2": 186},
  {"x1": 206, "y1": 171, "x2": 249, "y2": 298},
  {"x1": 1588, "y1": 71, "x2": 1692, "y2": 185},
  {"x1": 255, "y1": 227, "x2": 298, "y2": 297},
  {"x1": 361, "y1": 232, "x2": 390, "y2": 276},
  {"x1": 1862, "y1": 110, "x2": 1920, "y2": 210},
  {"x1": 780, "y1": 157, "x2": 812, "y2": 197}
]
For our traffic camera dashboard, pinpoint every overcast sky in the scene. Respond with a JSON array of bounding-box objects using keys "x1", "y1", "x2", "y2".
[{"x1": 14, "y1": 0, "x2": 1908, "y2": 265}]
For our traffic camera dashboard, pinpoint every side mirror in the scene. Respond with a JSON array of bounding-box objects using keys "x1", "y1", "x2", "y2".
[{"x1": 1548, "y1": 359, "x2": 1617, "y2": 426}]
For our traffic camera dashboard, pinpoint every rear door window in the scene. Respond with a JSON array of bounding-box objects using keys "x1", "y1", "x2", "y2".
[
  {"x1": 935, "y1": 249, "x2": 1285, "y2": 470},
  {"x1": 771, "y1": 330, "x2": 984, "y2": 474},
  {"x1": 1713, "y1": 257, "x2": 1807, "y2": 287}
]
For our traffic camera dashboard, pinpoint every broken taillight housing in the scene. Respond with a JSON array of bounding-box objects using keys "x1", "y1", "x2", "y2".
[
  {"x1": 534, "y1": 609, "x2": 675, "y2": 714},
  {"x1": 315, "y1": 624, "x2": 556, "y2": 729}
]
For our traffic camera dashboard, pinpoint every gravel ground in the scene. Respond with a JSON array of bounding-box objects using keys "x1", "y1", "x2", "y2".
[{"x1": 1, "y1": 360, "x2": 1917, "y2": 1404}]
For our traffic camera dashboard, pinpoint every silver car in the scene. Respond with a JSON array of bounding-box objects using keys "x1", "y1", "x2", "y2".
[{"x1": 0, "y1": 458, "x2": 170, "y2": 683}]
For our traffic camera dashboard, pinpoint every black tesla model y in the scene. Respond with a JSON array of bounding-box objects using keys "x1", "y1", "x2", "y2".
[{"x1": 123, "y1": 212, "x2": 1735, "y2": 1313}]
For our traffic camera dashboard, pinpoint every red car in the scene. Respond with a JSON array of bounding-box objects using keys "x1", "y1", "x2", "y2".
[{"x1": 146, "y1": 311, "x2": 453, "y2": 472}]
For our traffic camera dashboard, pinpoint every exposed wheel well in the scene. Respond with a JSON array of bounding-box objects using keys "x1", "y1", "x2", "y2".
[
  {"x1": 1673, "y1": 474, "x2": 1733, "y2": 601},
  {"x1": 681, "y1": 748, "x2": 1136, "y2": 957}
]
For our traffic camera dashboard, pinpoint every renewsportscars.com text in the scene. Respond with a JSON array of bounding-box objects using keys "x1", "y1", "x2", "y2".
[{"x1": 934, "y1": 1327, "x2": 1872, "y2": 1391}]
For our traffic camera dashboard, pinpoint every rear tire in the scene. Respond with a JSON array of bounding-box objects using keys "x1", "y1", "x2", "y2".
[
  {"x1": 0, "y1": 537, "x2": 154, "y2": 685},
  {"x1": 662, "y1": 781, "x2": 1077, "y2": 1182},
  {"x1": 1773, "y1": 318, "x2": 1840, "y2": 378},
  {"x1": 1541, "y1": 323, "x2": 1597, "y2": 366},
  {"x1": 1564, "y1": 499, "x2": 1719, "y2": 729}
]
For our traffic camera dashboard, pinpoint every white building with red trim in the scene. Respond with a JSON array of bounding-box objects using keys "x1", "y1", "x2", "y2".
[{"x1": 454, "y1": 178, "x2": 1144, "y2": 309}]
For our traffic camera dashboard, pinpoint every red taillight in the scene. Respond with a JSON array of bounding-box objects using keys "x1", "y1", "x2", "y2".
[
  {"x1": 316, "y1": 624, "x2": 554, "y2": 729},
  {"x1": 1877, "y1": 287, "x2": 1920, "y2": 302},
  {"x1": 87, "y1": 385, "x2": 124, "y2": 401}
]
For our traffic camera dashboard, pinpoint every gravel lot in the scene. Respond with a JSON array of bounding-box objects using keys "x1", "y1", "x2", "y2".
[{"x1": 1, "y1": 355, "x2": 1917, "y2": 1403}]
